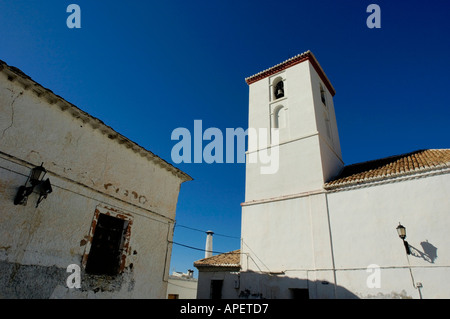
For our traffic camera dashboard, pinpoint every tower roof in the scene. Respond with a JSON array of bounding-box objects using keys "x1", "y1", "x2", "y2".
[{"x1": 245, "y1": 50, "x2": 336, "y2": 96}]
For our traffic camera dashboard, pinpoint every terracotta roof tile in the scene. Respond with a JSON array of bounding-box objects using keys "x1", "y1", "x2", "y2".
[
  {"x1": 325, "y1": 149, "x2": 450, "y2": 189},
  {"x1": 194, "y1": 250, "x2": 241, "y2": 268}
]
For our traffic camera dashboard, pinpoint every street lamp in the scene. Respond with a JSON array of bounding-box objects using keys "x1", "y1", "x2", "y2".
[
  {"x1": 14, "y1": 163, "x2": 52, "y2": 208},
  {"x1": 396, "y1": 223, "x2": 411, "y2": 255}
]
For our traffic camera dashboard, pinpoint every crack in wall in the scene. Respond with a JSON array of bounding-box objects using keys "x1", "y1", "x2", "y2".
[{"x1": 1, "y1": 90, "x2": 23, "y2": 139}]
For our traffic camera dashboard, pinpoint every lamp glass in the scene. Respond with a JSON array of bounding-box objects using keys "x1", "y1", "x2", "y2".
[
  {"x1": 30, "y1": 164, "x2": 47, "y2": 185},
  {"x1": 397, "y1": 224, "x2": 406, "y2": 239}
]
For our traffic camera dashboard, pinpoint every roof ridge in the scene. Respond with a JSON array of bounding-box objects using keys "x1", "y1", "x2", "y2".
[
  {"x1": 325, "y1": 149, "x2": 450, "y2": 189},
  {"x1": 244, "y1": 50, "x2": 336, "y2": 96},
  {"x1": 0, "y1": 60, "x2": 192, "y2": 182},
  {"x1": 343, "y1": 149, "x2": 430, "y2": 169},
  {"x1": 193, "y1": 250, "x2": 241, "y2": 268},
  {"x1": 245, "y1": 50, "x2": 311, "y2": 81}
]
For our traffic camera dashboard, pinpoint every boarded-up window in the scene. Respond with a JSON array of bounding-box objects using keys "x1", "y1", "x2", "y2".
[{"x1": 85, "y1": 213, "x2": 128, "y2": 276}]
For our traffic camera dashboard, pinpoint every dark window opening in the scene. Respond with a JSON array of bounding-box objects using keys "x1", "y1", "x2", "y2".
[
  {"x1": 290, "y1": 288, "x2": 309, "y2": 299},
  {"x1": 210, "y1": 280, "x2": 223, "y2": 299},
  {"x1": 320, "y1": 85, "x2": 327, "y2": 105},
  {"x1": 275, "y1": 81, "x2": 284, "y2": 99},
  {"x1": 85, "y1": 214, "x2": 128, "y2": 276}
]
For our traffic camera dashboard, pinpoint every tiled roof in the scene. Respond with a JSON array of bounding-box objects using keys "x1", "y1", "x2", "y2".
[
  {"x1": 325, "y1": 149, "x2": 450, "y2": 189},
  {"x1": 194, "y1": 250, "x2": 241, "y2": 269}
]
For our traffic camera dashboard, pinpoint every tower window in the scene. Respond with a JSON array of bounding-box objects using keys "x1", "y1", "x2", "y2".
[
  {"x1": 85, "y1": 213, "x2": 129, "y2": 276},
  {"x1": 324, "y1": 112, "x2": 332, "y2": 140},
  {"x1": 274, "y1": 80, "x2": 284, "y2": 99},
  {"x1": 273, "y1": 105, "x2": 286, "y2": 129},
  {"x1": 320, "y1": 84, "x2": 327, "y2": 106}
]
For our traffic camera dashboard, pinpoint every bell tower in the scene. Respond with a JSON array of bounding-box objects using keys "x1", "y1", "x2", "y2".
[
  {"x1": 244, "y1": 51, "x2": 343, "y2": 202},
  {"x1": 240, "y1": 52, "x2": 343, "y2": 298}
]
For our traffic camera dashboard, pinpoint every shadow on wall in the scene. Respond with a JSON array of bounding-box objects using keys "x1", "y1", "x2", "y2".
[
  {"x1": 237, "y1": 271, "x2": 359, "y2": 299},
  {"x1": 409, "y1": 240, "x2": 438, "y2": 264}
]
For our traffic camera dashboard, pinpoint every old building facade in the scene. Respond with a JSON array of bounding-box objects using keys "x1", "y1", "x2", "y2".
[{"x1": 0, "y1": 60, "x2": 191, "y2": 298}]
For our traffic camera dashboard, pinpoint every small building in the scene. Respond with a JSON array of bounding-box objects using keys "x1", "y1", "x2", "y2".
[
  {"x1": 0, "y1": 60, "x2": 192, "y2": 298},
  {"x1": 167, "y1": 270, "x2": 198, "y2": 299},
  {"x1": 194, "y1": 250, "x2": 240, "y2": 299}
]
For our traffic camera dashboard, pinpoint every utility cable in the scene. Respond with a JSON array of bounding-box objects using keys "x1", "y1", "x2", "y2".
[
  {"x1": 169, "y1": 241, "x2": 241, "y2": 256},
  {"x1": 174, "y1": 223, "x2": 240, "y2": 239}
]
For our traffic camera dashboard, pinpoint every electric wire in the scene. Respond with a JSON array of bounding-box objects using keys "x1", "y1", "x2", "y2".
[
  {"x1": 169, "y1": 241, "x2": 241, "y2": 256},
  {"x1": 172, "y1": 223, "x2": 271, "y2": 272},
  {"x1": 174, "y1": 223, "x2": 240, "y2": 239}
]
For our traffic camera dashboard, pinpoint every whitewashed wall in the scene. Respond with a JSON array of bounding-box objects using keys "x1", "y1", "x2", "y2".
[
  {"x1": 0, "y1": 68, "x2": 189, "y2": 298},
  {"x1": 167, "y1": 276, "x2": 198, "y2": 299},
  {"x1": 240, "y1": 172, "x2": 450, "y2": 299},
  {"x1": 328, "y1": 172, "x2": 450, "y2": 299}
]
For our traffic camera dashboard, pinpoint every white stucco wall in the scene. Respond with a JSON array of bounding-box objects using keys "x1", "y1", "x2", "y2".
[
  {"x1": 240, "y1": 172, "x2": 450, "y2": 299},
  {"x1": 196, "y1": 270, "x2": 240, "y2": 299},
  {"x1": 0, "y1": 67, "x2": 190, "y2": 298},
  {"x1": 328, "y1": 172, "x2": 450, "y2": 299},
  {"x1": 240, "y1": 192, "x2": 342, "y2": 299},
  {"x1": 167, "y1": 276, "x2": 198, "y2": 299}
]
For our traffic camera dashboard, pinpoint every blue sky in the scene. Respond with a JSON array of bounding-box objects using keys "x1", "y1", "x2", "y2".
[{"x1": 1, "y1": 0, "x2": 449, "y2": 277}]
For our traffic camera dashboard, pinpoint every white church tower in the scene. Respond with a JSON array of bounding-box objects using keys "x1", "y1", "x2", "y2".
[
  {"x1": 240, "y1": 51, "x2": 344, "y2": 299},
  {"x1": 244, "y1": 51, "x2": 343, "y2": 202}
]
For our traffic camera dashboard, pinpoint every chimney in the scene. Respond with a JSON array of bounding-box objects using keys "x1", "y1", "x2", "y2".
[{"x1": 205, "y1": 230, "x2": 214, "y2": 258}]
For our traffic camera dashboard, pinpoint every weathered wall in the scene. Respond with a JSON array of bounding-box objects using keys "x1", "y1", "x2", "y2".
[{"x1": 0, "y1": 66, "x2": 189, "y2": 298}]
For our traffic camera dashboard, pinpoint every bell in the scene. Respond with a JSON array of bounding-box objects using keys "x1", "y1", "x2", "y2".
[{"x1": 276, "y1": 88, "x2": 284, "y2": 98}]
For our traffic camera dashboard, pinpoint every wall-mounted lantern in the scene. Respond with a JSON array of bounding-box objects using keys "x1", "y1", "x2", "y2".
[
  {"x1": 14, "y1": 163, "x2": 52, "y2": 208},
  {"x1": 396, "y1": 223, "x2": 411, "y2": 255}
]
